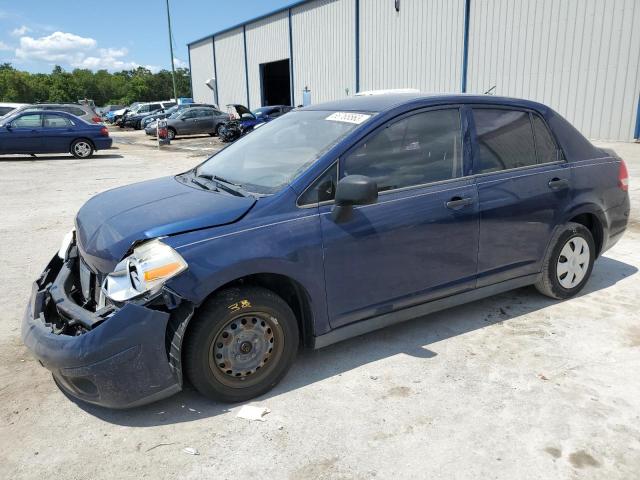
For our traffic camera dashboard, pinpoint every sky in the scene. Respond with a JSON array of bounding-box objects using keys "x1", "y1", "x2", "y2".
[{"x1": 0, "y1": 0, "x2": 295, "y2": 73}]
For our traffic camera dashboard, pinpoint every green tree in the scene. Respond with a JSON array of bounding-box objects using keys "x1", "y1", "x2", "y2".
[{"x1": 0, "y1": 64, "x2": 192, "y2": 105}]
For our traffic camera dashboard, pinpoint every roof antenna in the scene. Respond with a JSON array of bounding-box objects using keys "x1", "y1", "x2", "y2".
[{"x1": 484, "y1": 85, "x2": 496, "y2": 95}]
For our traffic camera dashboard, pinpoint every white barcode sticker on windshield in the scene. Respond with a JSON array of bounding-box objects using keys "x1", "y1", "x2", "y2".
[{"x1": 325, "y1": 112, "x2": 371, "y2": 124}]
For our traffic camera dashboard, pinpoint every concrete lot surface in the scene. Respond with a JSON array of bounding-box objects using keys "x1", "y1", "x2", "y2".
[{"x1": 0, "y1": 131, "x2": 639, "y2": 479}]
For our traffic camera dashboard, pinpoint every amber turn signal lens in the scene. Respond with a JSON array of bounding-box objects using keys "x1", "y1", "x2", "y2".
[{"x1": 143, "y1": 262, "x2": 182, "y2": 281}]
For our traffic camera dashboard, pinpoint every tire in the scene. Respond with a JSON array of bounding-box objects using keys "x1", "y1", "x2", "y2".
[
  {"x1": 215, "y1": 124, "x2": 222, "y2": 137},
  {"x1": 70, "y1": 139, "x2": 94, "y2": 159},
  {"x1": 167, "y1": 127, "x2": 176, "y2": 140},
  {"x1": 184, "y1": 286, "x2": 299, "y2": 403},
  {"x1": 535, "y1": 222, "x2": 595, "y2": 299}
]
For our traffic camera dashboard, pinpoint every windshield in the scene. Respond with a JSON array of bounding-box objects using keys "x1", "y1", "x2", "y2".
[
  {"x1": 163, "y1": 105, "x2": 178, "y2": 116},
  {"x1": 252, "y1": 107, "x2": 271, "y2": 116},
  {"x1": 1, "y1": 104, "x2": 28, "y2": 118},
  {"x1": 196, "y1": 110, "x2": 372, "y2": 194}
]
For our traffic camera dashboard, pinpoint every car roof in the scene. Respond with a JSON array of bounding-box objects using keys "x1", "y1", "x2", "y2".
[
  {"x1": 30, "y1": 102, "x2": 88, "y2": 107},
  {"x1": 302, "y1": 93, "x2": 550, "y2": 114},
  {"x1": 15, "y1": 109, "x2": 91, "y2": 122}
]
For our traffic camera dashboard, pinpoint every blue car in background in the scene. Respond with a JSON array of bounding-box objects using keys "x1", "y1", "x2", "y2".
[
  {"x1": 22, "y1": 94, "x2": 630, "y2": 408},
  {"x1": 0, "y1": 110, "x2": 112, "y2": 158},
  {"x1": 252, "y1": 105, "x2": 293, "y2": 121}
]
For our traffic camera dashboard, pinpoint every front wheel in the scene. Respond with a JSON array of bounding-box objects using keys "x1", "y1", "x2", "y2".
[
  {"x1": 70, "y1": 139, "x2": 94, "y2": 159},
  {"x1": 167, "y1": 127, "x2": 176, "y2": 140},
  {"x1": 184, "y1": 286, "x2": 299, "y2": 403},
  {"x1": 535, "y1": 222, "x2": 595, "y2": 299}
]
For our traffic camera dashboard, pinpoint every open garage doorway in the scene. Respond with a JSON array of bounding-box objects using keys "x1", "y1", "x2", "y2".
[{"x1": 260, "y1": 59, "x2": 291, "y2": 106}]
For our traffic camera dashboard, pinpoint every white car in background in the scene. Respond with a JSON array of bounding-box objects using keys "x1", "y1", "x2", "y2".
[{"x1": 0, "y1": 103, "x2": 27, "y2": 117}]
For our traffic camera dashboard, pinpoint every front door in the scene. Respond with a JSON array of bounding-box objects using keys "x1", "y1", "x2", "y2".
[
  {"x1": 179, "y1": 110, "x2": 199, "y2": 135},
  {"x1": 471, "y1": 107, "x2": 572, "y2": 286},
  {"x1": 1, "y1": 113, "x2": 43, "y2": 154},
  {"x1": 319, "y1": 107, "x2": 479, "y2": 328}
]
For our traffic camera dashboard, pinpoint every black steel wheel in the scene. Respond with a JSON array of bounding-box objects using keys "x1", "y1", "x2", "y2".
[{"x1": 184, "y1": 286, "x2": 299, "y2": 403}]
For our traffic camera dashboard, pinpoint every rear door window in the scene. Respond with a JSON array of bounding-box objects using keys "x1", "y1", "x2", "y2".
[
  {"x1": 472, "y1": 108, "x2": 537, "y2": 173},
  {"x1": 44, "y1": 114, "x2": 74, "y2": 128},
  {"x1": 12, "y1": 114, "x2": 42, "y2": 128},
  {"x1": 532, "y1": 114, "x2": 559, "y2": 164},
  {"x1": 342, "y1": 108, "x2": 463, "y2": 192}
]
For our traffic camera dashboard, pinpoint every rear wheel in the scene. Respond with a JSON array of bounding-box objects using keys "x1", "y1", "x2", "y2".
[
  {"x1": 535, "y1": 222, "x2": 595, "y2": 299},
  {"x1": 167, "y1": 127, "x2": 176, "y2": 140},
  {"x1": 184, "y1": 286, "x2": 299, "y2": 403},
  {"x1": 70, "y1": 139, "x2": 94, "y2": 159}
]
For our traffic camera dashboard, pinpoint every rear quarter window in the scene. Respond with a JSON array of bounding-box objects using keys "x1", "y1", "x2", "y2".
[
  {"x1": 532, "y1": 114, "x2": 559, "y2": 164},
  {"x1": 61, "y1": 107, "x2": 86, "y2": 116}
]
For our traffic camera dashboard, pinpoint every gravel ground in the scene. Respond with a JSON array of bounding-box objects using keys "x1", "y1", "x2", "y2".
[{"x1": 0, "y1": 132, "x2": 638, "y2": 480}]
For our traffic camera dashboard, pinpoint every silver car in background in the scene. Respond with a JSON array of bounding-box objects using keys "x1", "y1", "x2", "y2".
[
  {"x1": 145, "y1": 107, "x2": 230, "y2": 139},
  {"x1": 10, "y1": 103, "x2": 102, "y2": 123}
]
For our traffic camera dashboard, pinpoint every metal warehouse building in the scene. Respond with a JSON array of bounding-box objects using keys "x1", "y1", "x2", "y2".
[{"x1": 188, "y1": 0, "x2": 640, "y2": 141}]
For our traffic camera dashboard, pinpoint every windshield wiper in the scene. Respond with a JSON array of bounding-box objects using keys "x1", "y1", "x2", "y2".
[
  {"x1": 212, "y1": 175, "x2": 242, "y2": 187},
  {"x1": 197, "y1": 173, "x2": 250, "y2": 198},
  {"x1": 190, "y1": 177, "x2": 219, "y2": 191}
]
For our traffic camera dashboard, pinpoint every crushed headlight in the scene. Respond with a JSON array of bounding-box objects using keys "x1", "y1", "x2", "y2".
[
  {"x1": 103, "y1": 239, "x2": 187, "y2": 302},
  {"x1": 58, "y1": 229, "x2": 75, "y2": 260}
]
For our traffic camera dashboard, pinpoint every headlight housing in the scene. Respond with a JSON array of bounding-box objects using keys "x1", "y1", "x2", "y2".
[{"x1": 103, "y1": 239, "x2": 187, "y2": 302}]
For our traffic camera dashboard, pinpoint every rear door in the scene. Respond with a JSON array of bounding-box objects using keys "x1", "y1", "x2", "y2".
[
  {"x1": 42, "y1": 113, "x2": 76, "y2": 153},
  {"x1": 471, "y1": 107, "x2": 571, "y2": 286},
  {"x1": 318, "y1": 107, "x2": 479, "y2": 328},
  {"x1": 193, "y1": 108, "x2": 215, "y2": 133},
  {"x1": 2, "y1": 113, "x2": 43, "y2": 153}
]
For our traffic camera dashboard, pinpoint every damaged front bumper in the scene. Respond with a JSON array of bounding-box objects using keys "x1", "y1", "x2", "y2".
[{"x1": 22, "y1": 254, "x2": 192, "y2": 409}]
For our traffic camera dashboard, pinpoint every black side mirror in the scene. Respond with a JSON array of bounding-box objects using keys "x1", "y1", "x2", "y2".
[{"x1": 331, "y1": 175, "x2": 378, "y2": 222}]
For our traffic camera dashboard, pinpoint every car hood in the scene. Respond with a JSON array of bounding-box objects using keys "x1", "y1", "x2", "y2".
[{"x1": 75, "y1": 176, "x2": 256, "y2": 273}]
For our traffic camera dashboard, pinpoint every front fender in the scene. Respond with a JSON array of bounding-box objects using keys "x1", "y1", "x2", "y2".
[{"x1": 162, "y1": 210, "x2": 331, "y2": 336}]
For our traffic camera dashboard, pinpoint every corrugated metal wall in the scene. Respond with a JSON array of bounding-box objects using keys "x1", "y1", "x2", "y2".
[
  {"x1": 214, "y1": 28, "x2": 248, "y2": 108},
  {"x1": 467, "y1": 0, "x2": 640, "y2": 141},
  {"x1": 189, "y1": 38, "x2": 215, "y2": 104},
  {"x1": 245, "y1": 11, "x2": 290, "y2": 110},
  {"x1": 291, "y1": 0, "x2": 355, "y2": 106},
  {"x1": 359, "y1": 0, "x2": 464, "y2": 93},
  {"x1": 189, "y1": 0, "x2": 640, "y2": 140}
]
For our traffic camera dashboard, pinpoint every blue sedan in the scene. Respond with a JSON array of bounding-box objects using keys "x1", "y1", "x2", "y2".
[
  {"x1": 22, "y1": 94, "x2": 630, "y2": 407},
  {"x1": 0, "y1": 110, "x2": 112, "y2": 158}
]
